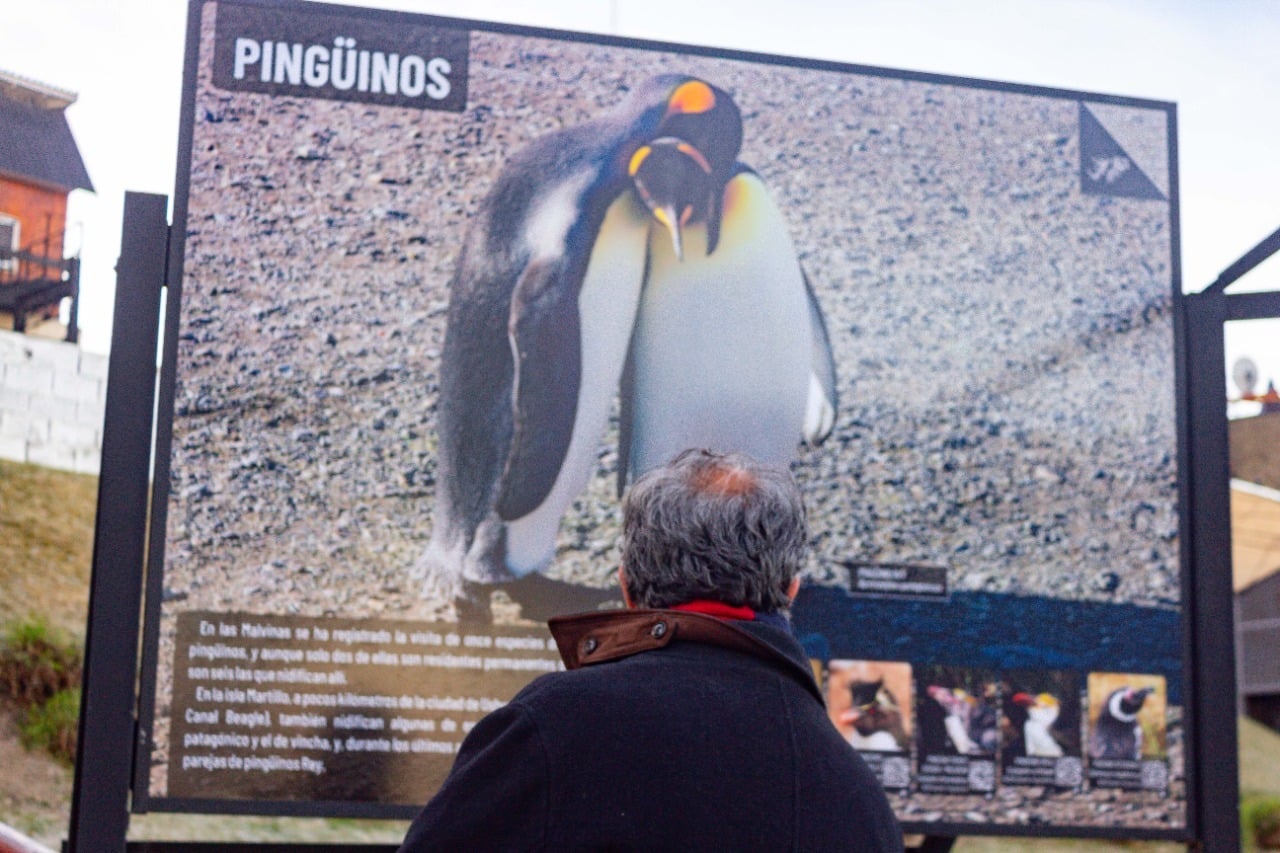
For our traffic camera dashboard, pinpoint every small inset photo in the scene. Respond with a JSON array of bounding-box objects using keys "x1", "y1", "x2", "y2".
[
  {"x1": 1086, "y1": 672, "x2": 1168, "y2": 792},
  {"x1": 1000, "y1": 670, "x2": 1083, "y2": 789},
  {"x1": 916, "y1": 665, "x2": 999, "y2": 795},
  {"x1": 826, "y1": 659, "x2": 914, "y2": 792},
  {"x1": 918, "y1": 666, "x2": 999, "y2": 758},
  {"x1": 827, "y1": 660, "x2": 912, "y2": 752}
]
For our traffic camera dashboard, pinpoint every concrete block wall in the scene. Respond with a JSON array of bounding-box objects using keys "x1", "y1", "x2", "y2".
[{"x1": 0, "y1": 329, "x2": 107, "y2": 475}]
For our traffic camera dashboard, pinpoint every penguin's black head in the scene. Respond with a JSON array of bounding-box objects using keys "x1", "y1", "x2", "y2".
[
  {"x1": 1119, "y1": 686, "x2": 1154, "y2": 715},
  {"x1": 656, "y1": 78, "x2": 743, "y2": 175},
  {"x1": 622, "y1": 77, "x2": 744, "y2": 257},
  {"x1": 628, "y1": 137, "x2": 716, "y2": 260}
]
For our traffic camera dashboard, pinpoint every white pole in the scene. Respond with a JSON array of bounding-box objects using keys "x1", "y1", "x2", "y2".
[{"x1": 0, "y1": 820, "x2": 57, "y2": 853}]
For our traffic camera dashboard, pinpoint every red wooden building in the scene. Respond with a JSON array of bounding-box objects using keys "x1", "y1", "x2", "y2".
[{"x1": 0, "y1": 68, "x2": 93, "y2": 341}]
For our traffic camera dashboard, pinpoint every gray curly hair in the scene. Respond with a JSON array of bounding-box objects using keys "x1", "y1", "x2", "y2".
[{"x1": 620, "y1": 448, "x2": 807, "y2": 612}]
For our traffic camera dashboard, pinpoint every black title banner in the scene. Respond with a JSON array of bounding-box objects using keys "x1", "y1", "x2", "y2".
[{"x1": 212, "y1": 0, "x2": 469, "y2": 111}]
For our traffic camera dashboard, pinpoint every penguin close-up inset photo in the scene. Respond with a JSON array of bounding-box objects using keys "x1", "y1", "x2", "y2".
[
  {"x1": 927, "y1": 685, "x2": 982, "y2": 756},
  {"x1": 1089, "y1": 685, "x2": 1155, "y2": 760},
  {"x1": 415, "y1": 74, "x2": 838, "y2": 608},
  {"x1": 1011, "y1": 691, "x2": 1065, "y2": 758},
  {"x1": 839, "y1": 677, "x2": 908, "y2": 752}
]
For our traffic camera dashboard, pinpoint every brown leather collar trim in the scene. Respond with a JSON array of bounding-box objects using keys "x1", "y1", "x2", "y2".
[
  {"x1": 548, "y1": 610, "x2": 825, "y2": 705},
  {"x1": 549, "y1": 609, "x2": 796, "y2": 674}
]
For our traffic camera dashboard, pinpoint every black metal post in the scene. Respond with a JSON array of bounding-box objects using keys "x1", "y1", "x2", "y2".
[
  {"x1": 1224, "y1": 290, "x2": 1280, "y2": 322},
  {"x1": 68, "y1": 192, "x2": 169, "y2": 853},
  {"x1": 1207, "y1": 224, "x2": 1280, "y2": 293},
  {"x1": 66, "y1": 256, "x2": 80, "y2": 344},
  {"x1": 1182, "y1": 290, "x2": 1240, "y2": 853}
]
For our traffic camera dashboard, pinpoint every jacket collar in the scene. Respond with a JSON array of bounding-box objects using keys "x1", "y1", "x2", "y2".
[{"x1": 548, "y1": 608, "x2": 824, "y2": 706}]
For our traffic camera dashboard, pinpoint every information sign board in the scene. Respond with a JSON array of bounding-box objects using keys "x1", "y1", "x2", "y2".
[{"x1": 138, "y1": 0, "x2": 1187, "y2": 839}]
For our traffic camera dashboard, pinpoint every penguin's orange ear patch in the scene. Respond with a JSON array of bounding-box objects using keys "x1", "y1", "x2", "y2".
[{"x1": 667, "y1": 80, "x2": 715, "y2": 115}]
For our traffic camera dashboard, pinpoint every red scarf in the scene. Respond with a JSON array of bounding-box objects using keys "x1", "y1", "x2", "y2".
[{"x1": 670, "y1": 599, "x2": 755, "y2": 621}]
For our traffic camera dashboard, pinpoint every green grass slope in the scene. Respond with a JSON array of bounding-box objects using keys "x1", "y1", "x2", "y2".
[
  {"x1": 0, "y1": 459, "x2": 97, "y2": 638},
  {"x1": 1242, "y1": 714, "x2": 1280, "y2": 795}
]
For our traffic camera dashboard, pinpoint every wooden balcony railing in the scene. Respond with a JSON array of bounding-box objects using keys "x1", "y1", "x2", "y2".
[{"x1": 0, "y1": 245, "x2": 80, "y2": 343}]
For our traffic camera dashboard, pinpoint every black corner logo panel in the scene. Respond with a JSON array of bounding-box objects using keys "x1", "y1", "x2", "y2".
[
  {"x1": 212, "y1": 1, "x2": 469, "y2": 112},
  {"x1": 1079, "y1": 103, "x2": 1164, "y2": 201}
]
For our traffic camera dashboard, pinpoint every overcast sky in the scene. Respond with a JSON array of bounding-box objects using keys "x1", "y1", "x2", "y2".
[{"x1": 4, "y1": 0, "x2": 1279, "y2": 397}]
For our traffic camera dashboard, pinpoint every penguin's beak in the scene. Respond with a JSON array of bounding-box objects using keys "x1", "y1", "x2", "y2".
[{"x1": 653, "y1": 204, "x2": 684, "y2": 261}]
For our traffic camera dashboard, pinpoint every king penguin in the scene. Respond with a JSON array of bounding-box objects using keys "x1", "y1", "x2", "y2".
[
  {"x1": 620, "y1": 136, "x2": 837, "y2": 485},
  {"x1": 417, "y1": 75, "x2": 838, "y2": 602}
]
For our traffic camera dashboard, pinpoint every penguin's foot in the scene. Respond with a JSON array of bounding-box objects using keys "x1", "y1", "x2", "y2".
[
  {"x1": 412, "y1": 544, "x2": 466, "y2": 603},
  {"x1": 413, "y1": 531, "x2": 514, "y2": 601}
]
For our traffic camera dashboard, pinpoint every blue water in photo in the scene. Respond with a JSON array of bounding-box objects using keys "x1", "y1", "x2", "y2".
[{"x1": 794, "y1": 585, "x2": 1184, "y2": 703}]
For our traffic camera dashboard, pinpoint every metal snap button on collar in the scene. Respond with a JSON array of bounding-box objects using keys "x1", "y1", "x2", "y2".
[{"x1": 651, "y1": 621, "x2": 667, "y2": 639}]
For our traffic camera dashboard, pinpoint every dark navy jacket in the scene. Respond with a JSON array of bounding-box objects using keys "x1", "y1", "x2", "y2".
[{"x1": 400, "y1": 609, "x2": 903, "y2": 852}]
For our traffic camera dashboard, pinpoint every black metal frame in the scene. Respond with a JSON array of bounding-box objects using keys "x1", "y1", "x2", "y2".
[
  {"x1": 66, "y1": 0, "x2": 1265, "y2": 850},
  {"x1": 1141, "y1": 223, "x2": 1280, "y2": 853},
  {"x1": 1181, "y1": 291, "x2": 1234, "y2": 851},
  {"x1": 1181, "y1": 225, "x2": 1280, "y2": 851},
  {"x1": 68, "y1": 192, "x2": 170, "y2": 852},
  {"x1": 130, "y1": 0, "x2": 203, "y2": 813}
]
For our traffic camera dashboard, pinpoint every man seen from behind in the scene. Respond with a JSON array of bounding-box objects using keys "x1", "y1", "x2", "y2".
[{"x1": 399, "y1": 448, "x2": 904, "y2": 851}]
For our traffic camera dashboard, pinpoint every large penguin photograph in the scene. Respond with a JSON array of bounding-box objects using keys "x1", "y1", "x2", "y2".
[
  {"x1": 148, "y1": 0, "x2": 1185, "y2": 829},
  {"x1": 418, "y1": 73, "x2": 837, "y2": 612}
]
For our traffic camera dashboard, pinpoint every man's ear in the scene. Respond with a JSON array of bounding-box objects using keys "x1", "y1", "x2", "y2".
[
  {"x1": 618, "y1": 566, "x2": 636, "y2": 609},
  {"x1": 786, "y1": 576, "x2": 801, "y2": 603}
]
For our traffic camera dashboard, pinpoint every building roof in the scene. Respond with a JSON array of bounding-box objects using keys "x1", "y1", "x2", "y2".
[
  {"x1": 1233, "y1": 479, "x2": 1280, "y2": 593},
  {"x1": 0, "y1": 69, "x2": 77, "y2": 109},
  {"x1": 0, "y1": 71, "x2": 92, "y2": 193},
  {"x1": 1231, "y1": 411, "x2": 1280, "y2": 490}
]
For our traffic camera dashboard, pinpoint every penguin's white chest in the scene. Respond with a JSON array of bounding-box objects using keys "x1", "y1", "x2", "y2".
[
  {"x1": 1024, "y1": 708, "x2": 1063, "y2": 757},
  {"x1": 848, "y1": 730, "x2": 900, "y2": 752},
  {"x1": 627, "y1": 174, "x2": 810, "y2": 476}
]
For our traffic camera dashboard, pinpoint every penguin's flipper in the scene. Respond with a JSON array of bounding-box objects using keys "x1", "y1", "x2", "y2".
[
  {"x1": 802, "y1": 269, "x2": 839, "y2": 445},
  {"x1": 496, "y1": 257, "x2": 581, "y2": 521}
]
